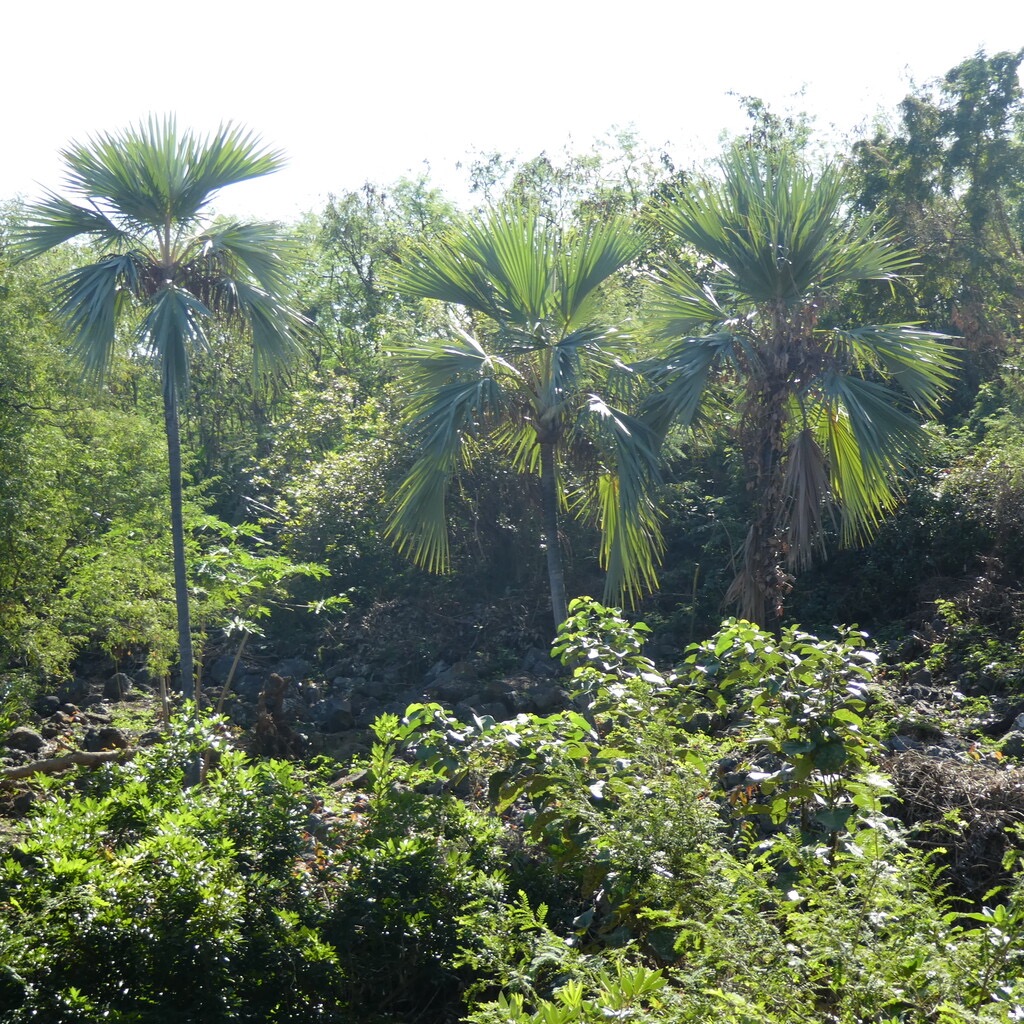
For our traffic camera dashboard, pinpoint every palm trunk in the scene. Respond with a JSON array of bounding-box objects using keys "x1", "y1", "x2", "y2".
[
  {"x1": 539, "y1": 441, "x2": 568, "y2": 631},
  {"x1": 163, "y1": 381, "x2": 195, "y2": 705}
]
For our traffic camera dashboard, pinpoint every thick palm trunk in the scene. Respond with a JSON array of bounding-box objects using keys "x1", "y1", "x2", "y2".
[
  {"x1": 539, "y1": 441, "x2": 568, "y2": 631},
  {"x1": 163, "y1": 382, "x2": 195, "y2": 703}
]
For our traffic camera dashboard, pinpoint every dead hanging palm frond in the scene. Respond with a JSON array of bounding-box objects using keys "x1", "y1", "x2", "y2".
[
  {"x1": 723, "y1": 524, "x2": 768, "y2": 627},
  {"x1": 780, "y1": 427, "x2": 834, "y2": 571}
]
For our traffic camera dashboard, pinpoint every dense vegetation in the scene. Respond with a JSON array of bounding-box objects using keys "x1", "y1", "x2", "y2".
[{"x1": 2, "y1": 48, "x2": 1024, "y2": 1023}]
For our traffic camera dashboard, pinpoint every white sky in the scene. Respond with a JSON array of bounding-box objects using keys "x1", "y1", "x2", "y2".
[{"x1": 4, "y1": 1, "x2": 1021, "y2": 221}]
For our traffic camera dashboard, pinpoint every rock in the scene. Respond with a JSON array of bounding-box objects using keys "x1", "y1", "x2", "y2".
[
  {"x1": 424, "y1": 660, "x2": 449, "y2": 684},
  {"x1": 527, "y1": 683, "x2": 568, "y2": 714},
  {"x1": 889, "y1": 735, "x2": 924, "y2": 753},
  {"x1": 311, "y1": 729, "x2": 373, "y2": 762},
  {"x1": 432, "y1": 661, "x2": 480, "y2": 699},
  {"x1": 33, "y1": 694, "x2": 61, "y2": 716},
  {"x1": 11, "y1": 789, "x2": 35, "y2": 816},
  {"x1": 205, "y1": 655, "x2": 240, "y2": 685},
  {"x1": 311, "y1": 697, "x2": 355, "y2": 733},
  {"x1": 228, "y1": 702, "x2": 257, "y2": 729},
  {"x1": 521, "y1": 646, "x2": 559, "y2": 677},
  {"x1": 56, "y1": 678, "x2": 89, "y2": 704},
  {"x1": 276, "y1": 657, "x2": 312, "y2": 681},
  {"x1": 235, "y1": 673, "x2": 266, "y2": 701},
  {"x1": 909, "y1": 667, "x2": 933, "y2": 689},
  {"x1": 4, "y1": 727, "x2": 45, "y2": 753},
  {"x1": 1000, "y1": 730, "x2": 1024, "y2": 759},
  {"x1": 474, "y1": 701, "x2": 511, "y2": 722},
  {"x1": 356, "y1": 700, "x2": 408, "y2": 729},
  {"x1": 104, "y1": 672, "x2": 134, "y2": 701},
  {"x1": 82, "y1": 726, "x2": 129, "y2": 752},
  {"x1": 319, "y1": 663, "x2": 349, "y2": 682}
]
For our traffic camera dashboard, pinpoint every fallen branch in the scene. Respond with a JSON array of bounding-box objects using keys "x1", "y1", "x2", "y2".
[{"x1": 1, "y1": 749, "x2": 135, "y2": 782}]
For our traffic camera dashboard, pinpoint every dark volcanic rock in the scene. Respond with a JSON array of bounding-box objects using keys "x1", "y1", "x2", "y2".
[
  {"x1": 311, "y1": 697, "x2": 355, "y2": 733},
  {"x1": 82, "y1": 727, "x2": 130, "y2": 752},
  {"x1": 33, "y1": 694, "x2": 61, "y2": 716},
  {"x1": 104, "y1": 673, "x2": 134, "y2": 701},
  {"x1": 4, "y1": 727, "x2": 45, "y2": 753}
]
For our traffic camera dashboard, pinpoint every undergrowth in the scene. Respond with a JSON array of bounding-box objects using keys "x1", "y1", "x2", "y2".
[{"x1": 0, "y1": 599, "x2": 1022, "y2": 1022}]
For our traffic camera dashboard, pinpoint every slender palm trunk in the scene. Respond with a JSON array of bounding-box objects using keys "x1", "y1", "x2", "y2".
[
  {"x1": 163, "y1": 381, "x2": 195, "y2": 704},
  {"x1": 539, "y1": 441, "x2": 568, "y2": 631}
]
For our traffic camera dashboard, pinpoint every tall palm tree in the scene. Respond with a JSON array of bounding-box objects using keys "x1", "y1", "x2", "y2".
[
  {"x1": 15, "y1": 116, "x2": 308, "y2": 700},
  {"x1": 387, "y1": 204, "x2": 662, "y2": 629},
  {"x1": 644, "y1": 146, "x2": 957, "y2": 625}
]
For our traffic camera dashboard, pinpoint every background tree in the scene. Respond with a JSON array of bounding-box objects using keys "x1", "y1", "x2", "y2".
[
  {"x1": 387, "y1": 203, "x2": 662, "y2": 628},
  {"x1": 14, "y1": 117, "x2": 309, "y2": 702},
  {"x1": 643, "y1": 146, "x2": 957, "y2": 625},
  {"x1": 851, "y1": 49, "x2": 1024, "y2": 415},
  {"x1": 297, "y1": 177, "x2": 455, "y2": 383}
]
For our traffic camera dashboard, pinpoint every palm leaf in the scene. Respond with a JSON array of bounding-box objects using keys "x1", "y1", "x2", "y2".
[
  {"x1": 12, "y1": 192, "x2": 133, "y2": 259},
  {"x1": 137, "y1": 286, "x2": 212, "y2": 393},
  {"x1": 652, "y1": 146, "x2": 916, "y2": 307},
  {"x1": 57, "y1": 116, "x2": 284, "y2": 231},
  {"x1": 557, "y1": 215, "x2": 644, "y2": 329},
  {"x1": 53, "y1": 253, "x2": 147, "y2": 379},
  {"x1": 780, "y1": 427, "x2": 832, "y2": 570},
  {"x1": 387, "y1": 332, "x2": 521, "y2": 573},
  {"x1": 830, "y1": 325, "x2": 959, "y2": 414},
  {"x1": 639, "y1": 331, "x2": 738, "y2": 435},
  {"x1": 189, "y1": 221, "x2": 301, "y2": 295},
  {"x1": 386, "y1": 450, "x2": 459, "y2": 575},
  {"x1": 463, "y1": 207, "x2": 553, "y2": 322},
  {"x1": 577, "y1": 396, "x2": 664, "y2": 605},
  {"x1": 647, "y1": 261, "x2": 726, "y2": 337},
  {"x1": 818, "y1": 372, "x2": 930, "y2": 544},
  {"x1": 223, "y1": 280, "x2": 310, "y2": 372}
]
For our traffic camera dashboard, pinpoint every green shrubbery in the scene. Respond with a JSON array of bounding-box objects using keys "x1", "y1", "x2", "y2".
[{"x1": 2, "y1": 602, "x2": 1023, "y2": 1022}]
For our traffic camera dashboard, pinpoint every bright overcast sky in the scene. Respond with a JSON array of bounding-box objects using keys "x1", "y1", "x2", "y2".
[{"x1": 4, "y1": 1, "x2": 1020, "y2": 222}]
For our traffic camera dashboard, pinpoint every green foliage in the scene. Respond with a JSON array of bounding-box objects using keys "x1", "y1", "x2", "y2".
[
  {"x1": 679, "y1": 618, "x2": 887, "y2": 839},
  {"x1": 3, "y1": 607, "x2": 1024, "y2": 1022},
  {"x1": 0, "y1": 717, "x2": 344, "y2": 1021},
  {"x1": 317, "y1": 710, "x2": 512, "y2": 1022},
  {"x1": 255, "y1": 375, "x2": 406, "y2": 595},
  {"x1": 297, "y1": 177, "x2": 456, "y2": 383}
]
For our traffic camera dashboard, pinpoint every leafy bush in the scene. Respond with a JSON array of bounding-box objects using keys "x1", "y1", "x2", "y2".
[
  {"x1": 0, "y1": 720, "x2": 344, "y2": 1022},
  {"x1": 3, "y1": 607, "x2": 1023, "y2": 1023}
]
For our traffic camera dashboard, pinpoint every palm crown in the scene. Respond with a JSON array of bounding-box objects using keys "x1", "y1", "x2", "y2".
[
  {"x1": 16, "y1": 117, "x2": 307, "y2": 387},
  {"x1": 644, "y1": 146, "x2": 957, "y2": 623},
  {"x1": 387, "y1": 204, "x2": 662, "y2": 626}
]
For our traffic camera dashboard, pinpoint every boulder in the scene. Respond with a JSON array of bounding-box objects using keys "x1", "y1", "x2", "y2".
[
  {"x1": 104, "y1": 672, "x2": 134, "y2": 701},
  {"x1": 311, "y1": 697, "x2": 355, "y2": 733},
  {"x1": 33, "y1": 694, "x2": 61, "y2": 717},
  {"x1": 82, "y1": 727, "x2": 130, "y2": 752},
  {"x1": 4, "y1": 727, "x2": 45, "y2": 753}
]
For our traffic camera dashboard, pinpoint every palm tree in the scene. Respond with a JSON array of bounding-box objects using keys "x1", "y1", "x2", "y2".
[
  {"x1": 643, "y1": 146, "x2": 957, "y2": 625},
  {"x1": 387, "y1": 204, "x2": 662, "y2": 629},
  {"x1": 15, "y1": 116, "x2": 308, "y2": 701}
]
